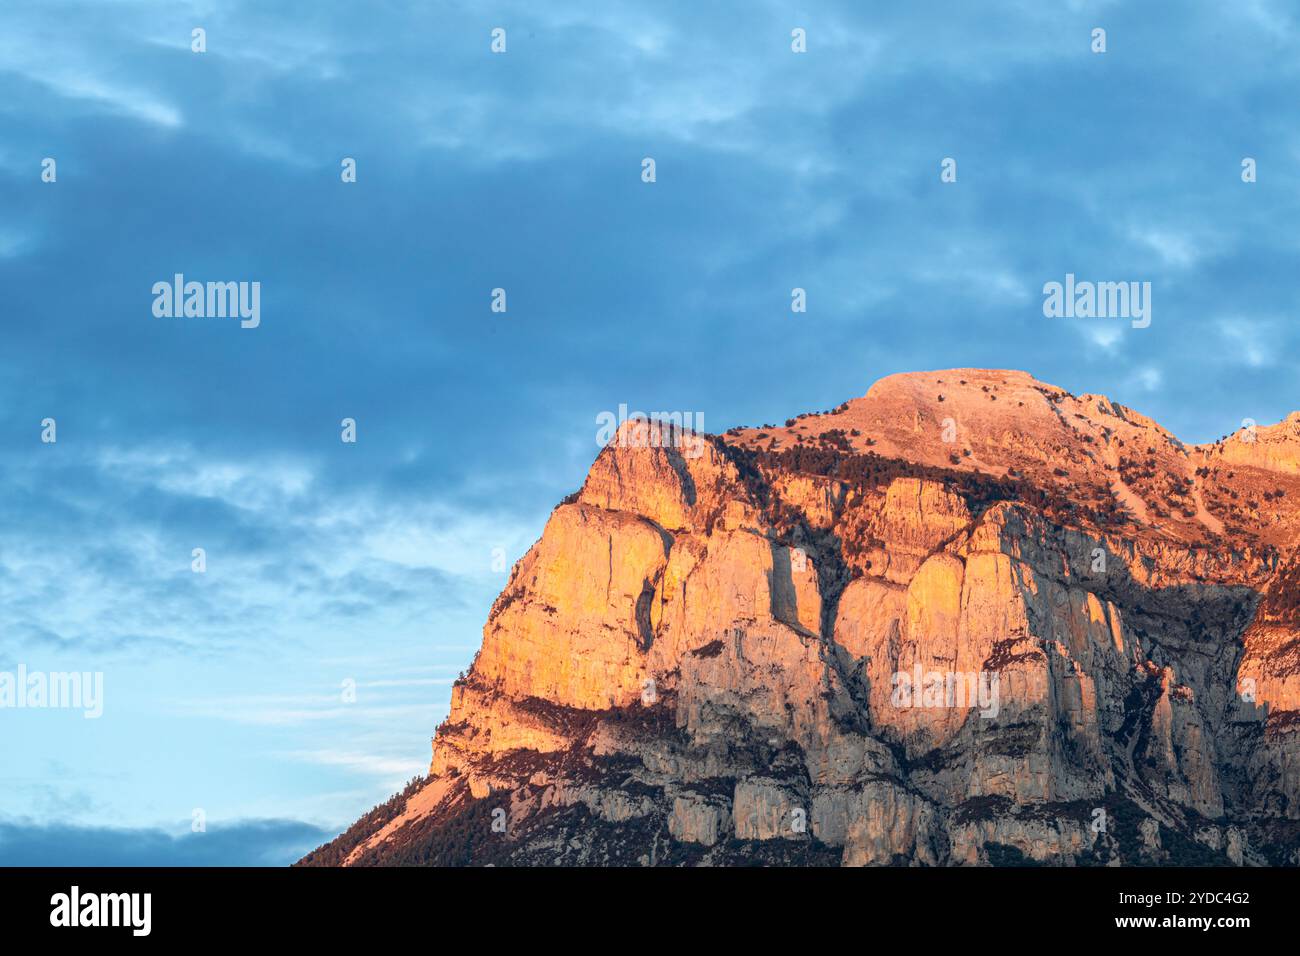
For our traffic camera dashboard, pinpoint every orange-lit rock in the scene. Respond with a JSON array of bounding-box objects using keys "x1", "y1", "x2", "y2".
[{"x1": 301, "y1": 370, "x2": 1300, "y2": 868}]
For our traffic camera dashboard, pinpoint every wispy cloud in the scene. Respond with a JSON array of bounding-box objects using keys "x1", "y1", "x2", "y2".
[
  {"x1": 1216, "y1": 317, "x2": 1277, "y2": 368},
  {"x1": 281, "y1": 750, "x2": 426, "y2": 779}
]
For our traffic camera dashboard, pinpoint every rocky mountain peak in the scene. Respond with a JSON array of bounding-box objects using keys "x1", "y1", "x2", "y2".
[{"x1": 300, "y1": 369, "x2": 1300, "y2": 868}]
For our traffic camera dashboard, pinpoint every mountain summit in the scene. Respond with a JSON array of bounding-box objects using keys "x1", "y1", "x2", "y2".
[{"x1": 301, "y1": 370, "x2": 1300, "y2": 867}]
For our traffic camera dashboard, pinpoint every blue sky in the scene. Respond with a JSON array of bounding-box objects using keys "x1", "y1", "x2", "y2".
[{"x1": 1, "y1": 0, "x2": 1298, "y2": 864}]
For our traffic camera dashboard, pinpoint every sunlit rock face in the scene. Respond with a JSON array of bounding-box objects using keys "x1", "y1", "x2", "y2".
[{"x1": 300, "y1": 370, "x2": 1300, "y2": 868}]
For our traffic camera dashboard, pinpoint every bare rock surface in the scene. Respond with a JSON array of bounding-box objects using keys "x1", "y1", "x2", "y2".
[{"x1": 300, "y1": 370, "x2": 1300, "y2": 867}]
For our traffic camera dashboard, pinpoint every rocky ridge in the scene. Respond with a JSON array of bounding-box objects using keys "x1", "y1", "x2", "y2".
[{"x1": 299, "y1": 369, "x2": 1300, "y2": 867}]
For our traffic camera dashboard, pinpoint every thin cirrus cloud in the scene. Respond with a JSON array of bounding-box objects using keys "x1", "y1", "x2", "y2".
[
  {"x1": 281, "y1": 750, "x2": 428, "y2": 779},
  {"x1": 0, "y1": 441, "x2": 534, "y2": 657}
]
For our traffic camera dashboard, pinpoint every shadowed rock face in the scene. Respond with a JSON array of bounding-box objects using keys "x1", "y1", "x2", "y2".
[{"x1": 299, "y1": 370, "x2": 1300, "y2": 868}]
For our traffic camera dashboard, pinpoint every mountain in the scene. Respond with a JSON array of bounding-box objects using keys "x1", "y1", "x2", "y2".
[{"x1": 298, "y1": 369, "x2": 1300, "y2": 867}]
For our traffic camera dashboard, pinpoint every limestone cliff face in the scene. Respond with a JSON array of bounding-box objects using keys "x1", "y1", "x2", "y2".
[{"x1": 300, "y1": 370, "x2": 1300, "y2": 868}]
